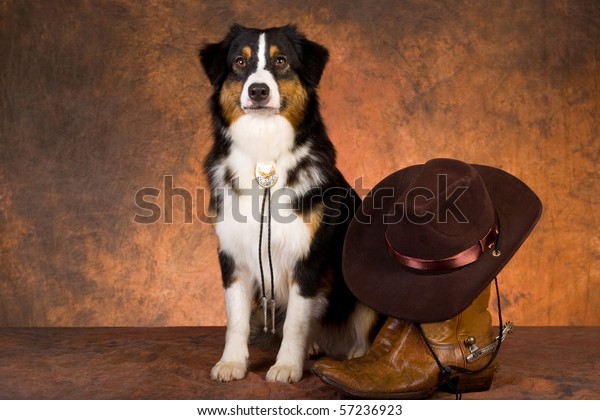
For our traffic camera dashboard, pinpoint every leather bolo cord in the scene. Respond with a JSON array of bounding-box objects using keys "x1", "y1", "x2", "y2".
[{"x1": 258, "y1": 187, "x2": 276, "y2": 334}]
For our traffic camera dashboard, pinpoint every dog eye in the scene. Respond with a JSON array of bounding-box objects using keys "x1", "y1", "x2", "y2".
[
  {"x1": 234, "y1": 56, "x2": 247, "y2": 69},
  {"x1": 274, "y1": 56, "x2": 288, "y2": 68}
]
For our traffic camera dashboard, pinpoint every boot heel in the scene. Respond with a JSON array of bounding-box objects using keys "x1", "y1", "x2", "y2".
[{"x1": 444, "y1": 366, "x2": 496, "y2": 394}]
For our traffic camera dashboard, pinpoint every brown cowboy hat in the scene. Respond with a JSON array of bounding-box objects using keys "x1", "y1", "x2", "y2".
[{"x1": 344, "y1": 158, "x2": 542, "y2": 323}]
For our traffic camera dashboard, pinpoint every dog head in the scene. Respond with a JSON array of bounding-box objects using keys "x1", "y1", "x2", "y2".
[{"x1": 200, "y1": 24, "x2": 329, "y2": 127}]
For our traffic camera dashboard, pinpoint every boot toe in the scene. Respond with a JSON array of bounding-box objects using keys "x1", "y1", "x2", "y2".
[
  {"x1": 311, "y1": 357, "x2": 344, "y2": 378},
  {"x1": 312, "y1": 358, "x2": 385, "y2": 398}
]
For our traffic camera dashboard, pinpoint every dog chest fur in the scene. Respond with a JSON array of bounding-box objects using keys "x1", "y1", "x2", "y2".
[{"x1": 215, "y1": 121, "x2": 315, "y2": 303}]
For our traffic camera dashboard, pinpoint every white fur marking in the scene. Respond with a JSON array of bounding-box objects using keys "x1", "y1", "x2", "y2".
[
  {"x1": 211, "y1": 280, "x2": 252, "y2": 382},
  {"x1": 257, "y1": 33, "x2": 267, "y2": 70},
  {"x1": 266, "y1": 283, "x2": 326, "y2": 383},
  {"x1": 227, "y1": 114, "x2": 295, "y2": 164},
  {"x1": 240, "y1": 33, "x2": 280, "y2": 110}
]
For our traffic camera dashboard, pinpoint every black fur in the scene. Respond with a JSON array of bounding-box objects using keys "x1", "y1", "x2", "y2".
[{"x1": 217, "y1": 250, "x2": 236, "y2": 288}]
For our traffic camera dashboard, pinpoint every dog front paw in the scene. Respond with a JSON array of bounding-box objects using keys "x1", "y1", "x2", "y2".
[
  {"x1": 211, "y1": 360, "x2": 247, "y2": 382},
  {"x1": 266, "y1": 364, "x2": 303, "y2": 383}
]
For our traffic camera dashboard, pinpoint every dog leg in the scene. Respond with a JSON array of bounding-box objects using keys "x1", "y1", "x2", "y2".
[
  {"x1": 211, "y1": 279, "x2": 253, "y2": 382},
  {"x1": 266, "y1": 282, "x2": 321, "y2": 383}
]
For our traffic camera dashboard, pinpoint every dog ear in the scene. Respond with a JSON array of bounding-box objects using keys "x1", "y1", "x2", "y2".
[
  {"x1": 199, "y1": 41, "x2": 227, "y2": 86},
  {"x1": 299, "y1": 38, "x2": 329, "y2": 87},
  {"x1": 199, "y1": 25, "x2": 244, "y2": 86},
  {"x1": 284, "y1": 25, "x2": 329, "y2": 88}
]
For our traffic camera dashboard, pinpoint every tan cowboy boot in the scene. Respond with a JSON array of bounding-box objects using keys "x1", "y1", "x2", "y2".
[{"x1": 312, "y1": 285, "x2": 498, "y2": 399}]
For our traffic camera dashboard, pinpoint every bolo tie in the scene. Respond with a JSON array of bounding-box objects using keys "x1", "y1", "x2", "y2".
[{"x1": 255, "y1": 161, "x2": 278, "y2": 334}]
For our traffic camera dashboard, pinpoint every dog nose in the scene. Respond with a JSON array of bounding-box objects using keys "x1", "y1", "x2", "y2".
[{"x1": 248, "y1": 83, "x2": 270, "y2": 103}]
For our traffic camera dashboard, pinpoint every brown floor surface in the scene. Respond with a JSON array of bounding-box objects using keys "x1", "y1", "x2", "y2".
[{"x1": 0, "y1": 326, "x2": 598, "y2": 399}]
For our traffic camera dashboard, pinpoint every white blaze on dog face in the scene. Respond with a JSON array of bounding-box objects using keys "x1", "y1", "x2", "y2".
[{"x1": 240, "y1": 33, "x2": 281, "y2": 112}]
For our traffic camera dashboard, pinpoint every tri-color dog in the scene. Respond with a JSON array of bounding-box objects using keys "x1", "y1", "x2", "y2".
[{"x1": 199, "y1": 24, "x2": 377, "y2": 383}]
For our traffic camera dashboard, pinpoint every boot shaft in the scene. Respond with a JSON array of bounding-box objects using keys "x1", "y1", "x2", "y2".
[{"x1": 421, "y1": 284, "x2": 494, "y2": 370}]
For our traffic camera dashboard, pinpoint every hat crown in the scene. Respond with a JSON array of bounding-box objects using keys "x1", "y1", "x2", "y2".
[{"x1": 386, "y1": 159, "x2": 496, "y2": 262}]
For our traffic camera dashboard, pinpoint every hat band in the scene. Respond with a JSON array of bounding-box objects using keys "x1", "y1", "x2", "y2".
[{"x1": 385, "y1": 216, "x2": 499, "y2": 271}]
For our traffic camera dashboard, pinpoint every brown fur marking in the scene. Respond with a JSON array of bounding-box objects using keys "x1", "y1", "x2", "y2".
[
  {"x1": 242, "y1": 46, "x2": 251, "y2": 59},
  {"x1": 303, "y1": 203, "x2": 323, "y2": 242},
  {"x1": 219, "y1": 80, "x2": 244, "y2": 124},
  {"x1": 269, "y1": 45, "x2": 279, "y2": 58},
  {"x1": 278, "y1": 77, "x2": 308, "y2": 129}
]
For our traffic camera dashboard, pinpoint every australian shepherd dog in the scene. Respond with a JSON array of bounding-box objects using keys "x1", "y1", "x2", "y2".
[{"x1": 199, "y1": 24, "x2": 377, "y2": 383}]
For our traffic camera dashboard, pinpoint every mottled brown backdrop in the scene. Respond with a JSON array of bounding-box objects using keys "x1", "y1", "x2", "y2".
[{"x1": 1, "y1": 0, "x2": 598, "y2": 327}]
